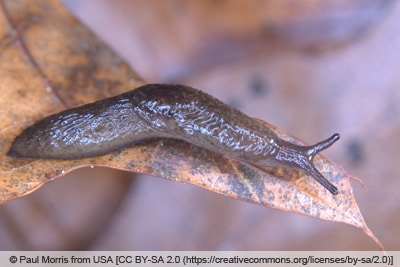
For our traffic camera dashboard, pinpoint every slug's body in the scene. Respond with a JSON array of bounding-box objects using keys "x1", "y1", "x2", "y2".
[{"x1": 8, "y1": 84, "x2": 340, "y2": 195}]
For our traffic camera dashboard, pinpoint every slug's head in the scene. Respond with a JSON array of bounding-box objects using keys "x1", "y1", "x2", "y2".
[{"x1": 275, "y1": 133, "x2": 340, "y2": 195}]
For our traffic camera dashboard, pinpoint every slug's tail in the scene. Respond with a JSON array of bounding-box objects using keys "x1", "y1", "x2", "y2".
[{"x1": 303, "y1": 133, "x2": 340, "y2": 195}]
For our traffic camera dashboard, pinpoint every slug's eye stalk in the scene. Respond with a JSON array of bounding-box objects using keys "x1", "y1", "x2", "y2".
[
  {"x1": 306, "y1": 133, "x2": 340, "y2": 159},
  {"x1": 276, "y1": 133, "x2": 341, "y2": 195}
]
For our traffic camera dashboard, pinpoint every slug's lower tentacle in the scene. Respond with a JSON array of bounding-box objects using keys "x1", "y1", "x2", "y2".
[
  {"x1": 306, "y1": 166, "x2": 339, "y2": 195},
  {"x1": 8, "y1": 83, "x2": 341, "y2": 195}
]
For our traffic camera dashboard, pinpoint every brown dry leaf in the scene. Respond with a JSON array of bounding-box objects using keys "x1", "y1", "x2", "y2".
[{"x1": 0, "y1": 0, "x2": 382, "y2": 249}]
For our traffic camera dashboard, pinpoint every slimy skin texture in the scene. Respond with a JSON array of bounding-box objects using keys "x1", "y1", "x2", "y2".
[{"x1": 8, "y1": 84, "x2": 340, "y2": 195}]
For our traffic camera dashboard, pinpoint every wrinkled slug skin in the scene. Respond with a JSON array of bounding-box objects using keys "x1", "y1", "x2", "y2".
[
  {"x1": 8, "y1": 84, "x2": 340, "y2": 194},
  {"x1": 8, "y1": 84, "x2": 280, "y2": 161}
]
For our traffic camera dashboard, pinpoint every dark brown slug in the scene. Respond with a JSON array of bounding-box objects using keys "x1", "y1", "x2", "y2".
[{"x1": 8, "y1": 84, "x2": 340, "y2": 195}]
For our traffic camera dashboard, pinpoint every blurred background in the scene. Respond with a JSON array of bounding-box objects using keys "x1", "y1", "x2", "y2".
[{"x1": 1, "y1": 0, "x2": 399, "y2": 250}]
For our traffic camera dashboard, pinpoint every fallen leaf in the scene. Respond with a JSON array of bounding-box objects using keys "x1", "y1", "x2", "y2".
[
  {"x1": 0, "y1": 0, "x2": 382, "y2": 249},
  {"x1": 0, "y1": 0, "x2": 142, "y2": 200}
]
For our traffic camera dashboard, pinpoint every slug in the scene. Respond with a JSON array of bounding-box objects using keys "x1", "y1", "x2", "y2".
[{"x1": 8, "y1": 84, "x2": 340, "y2": 195}]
